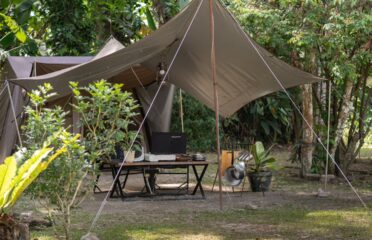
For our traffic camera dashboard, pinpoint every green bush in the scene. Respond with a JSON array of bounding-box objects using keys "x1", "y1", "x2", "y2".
[
  {"x1": 21, "y1": 83, "x2": 92, "y2": 240},
  {"x1": 70, "y1": 79, "x2": 140, "y2": 161}
]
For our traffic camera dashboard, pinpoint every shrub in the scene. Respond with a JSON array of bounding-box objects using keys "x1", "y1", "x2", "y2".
[
  {"x1": 21, "y1": 84, "x2": 92, "y2": 240},
  {"x1": 70, "y1": 79, "x2": 140, "y2": 162}
]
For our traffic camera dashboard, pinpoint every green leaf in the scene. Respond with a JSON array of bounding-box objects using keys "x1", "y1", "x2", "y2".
[
  {"x1": 254, "y1": 141, "x2": 265, "y2": 158},
  {"x1": 145, "y1": 7, "x2": 156, "y2": 31},
  {"x1": 0, "y1": 156, "x2": 17, "y2": 208},
  {"x1": 0, "y1": 32, "x2": 15, "y2": 48},
  {"x1": 260, "y1": 157, "x2": 276, "y2": 165},
  {"x1": 1, "y1": 0, "x2": 10, "y2": 9},
  {"x1": 260, "y1": 122, "x2": 270, "y2": 135},
  {"x1": 0, "y1": 13, "x2": 27, "y2": 43}
]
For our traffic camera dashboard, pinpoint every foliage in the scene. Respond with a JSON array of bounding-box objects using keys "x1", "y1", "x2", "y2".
[
  {"x1": 223, "y1": 91, "x2": 294, "y2": 144},
  {"x1": 30, "y1": 133, "x2": 89, "y2": 240},
  {"x1": 88, "y1": 0, "x2": 147, "y2": 45},
  {"x1": 0, "y1": 0, "x2": 39, "y2": 56},
  {"x1": 21, "y1": 83, "x2": 91, "y2": 240},
  {"x1": 2, "y1": 0, "x2": 369, "y2": 176},
  {"x1": 0, "y1": 13, "x2": 27, "y2": 44},
  {"x1": 0, "y1": 0, "x2": 182, "y2": 58},
  {"x1": 172, "y1": 91, "x2": 294, "y2": 152},
  {"x1": 71, "y1": 79, "x2": 140, "y2": 161},
  {"x1": 250, "y1": 141, "x2": 277, "y2": 173},
  {"x1": 226, "y1": 0, "x2": 371, "y2": 174},
  {"x1": 38, "y1": 0, "x2": 94, "y2": 55},
  {"x1": 171, "y1": 92, "x2": 218, "y2": 152},
  {"x1": 22, "y1": 83, "x2": 65, "y2": 151},
  {"x1": 0, "y1": 142, "x2": 65, "y2": 215},
  {"x1": 150, "y1": 0, "x2": 180, "y2": 25}
]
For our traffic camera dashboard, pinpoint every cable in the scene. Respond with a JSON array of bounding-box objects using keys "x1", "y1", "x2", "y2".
[
  {"x1": 0, "y1": 83, "x2": 7, "y2": 98},
  {"x1": 87, "y1": 0, "x2": 205, "y2": 233},
  {"x1": 6, "y1": 81, "x2": 23, "y2": 148}
]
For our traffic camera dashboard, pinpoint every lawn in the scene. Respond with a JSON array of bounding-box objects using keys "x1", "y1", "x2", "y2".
[
  {"x1": 32, "y1": 206, "x2": 371, "y2": 240},
  {"x1": 17, "y1": 148, "x2": 372, "y2": 240}
]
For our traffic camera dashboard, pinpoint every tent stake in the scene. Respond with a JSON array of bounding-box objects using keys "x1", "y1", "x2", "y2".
[{"x1": 209, "y1": 0, "x2": 223, "y2": 210}]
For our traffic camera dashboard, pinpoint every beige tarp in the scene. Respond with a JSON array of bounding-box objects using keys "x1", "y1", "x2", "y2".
[
  {"x1": 0, "y1": 38, "x2": 175, "y2": 161},
  {"x1": 9, "y1": 0, "x2": 322, "y2": 117},
  {"x1": 0, "y1": 56, "x2": 92, "y2": 161},
  {"x1": 1, "y1": 0, "x2": 323, "y2": 161}
]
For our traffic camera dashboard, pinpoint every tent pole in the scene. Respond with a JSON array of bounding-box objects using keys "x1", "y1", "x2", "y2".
[
  {"x1": 324, "y1": 81, "x2": 331, "y2": 191},
  {"x1": 209, "y1": 0, "x2": 222, "y2": 210},
  {"x1": 179, "y1": 89, "x2": 184, "y2": 133}
]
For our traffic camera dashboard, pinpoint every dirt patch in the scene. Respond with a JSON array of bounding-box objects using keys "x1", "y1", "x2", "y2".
[{"x1": 83, "y1": 169, "x2": 371, "y2": 218}]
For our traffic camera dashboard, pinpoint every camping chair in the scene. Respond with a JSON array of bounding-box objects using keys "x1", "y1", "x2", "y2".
[{"x1": 212, "y1": 141, "x2": 252, "y2": 192}]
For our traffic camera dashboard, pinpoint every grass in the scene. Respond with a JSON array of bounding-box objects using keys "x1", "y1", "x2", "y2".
[
  {"x1": 31, "y1": 206, "x2": 372, "y2": 240},
  {"x1": 26, "y1": 148, "x2": 372, "y2": 239},
  {"x1": 360, "y1": 147, "x2": 372, "y2": 159}
]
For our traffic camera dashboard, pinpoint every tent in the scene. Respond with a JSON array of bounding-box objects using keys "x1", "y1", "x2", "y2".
[
  {"x1": 0, "y1": 38, "x2": 175, "y2": 160},
  {"x1": 0, "y1": 0, "x2": 321, "y2": 161}
]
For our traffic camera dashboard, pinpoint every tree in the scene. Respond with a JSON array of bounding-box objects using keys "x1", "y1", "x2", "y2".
[
  {"x1": 0, "y1": 0, "x2": 39, "y2": 81},
  {"x1": 38, "y1": 0, "x2": 94, "y2": 55},
  {"x1": 227, "y1": 0, "x2": 371, "y2": 176}
]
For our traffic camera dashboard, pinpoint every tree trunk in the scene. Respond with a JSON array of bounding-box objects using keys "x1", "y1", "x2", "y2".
[
  {"x1": 300, "y1": 83, "x2": 314, "y2": 177},
  {"x1": 336, "y1": 141, "x2": 356, "y2": 177},
  {"x1": 329, "y1": 78, "x2": 354, "y2": 170},
  {"x1": 0, "y1": 215, "x2": 30, "y2": 240}
]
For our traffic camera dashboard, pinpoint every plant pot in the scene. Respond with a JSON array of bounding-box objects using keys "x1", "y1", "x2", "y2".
[
  {"x1": 124, "y1": 150, "x2": 135, "y2": 163},
  {"x1": 247, "y1": 171, "x2": 272, "y2": 192},
  {"x1": 0, "y1": 215, "x2": 30, "y2": 240}
]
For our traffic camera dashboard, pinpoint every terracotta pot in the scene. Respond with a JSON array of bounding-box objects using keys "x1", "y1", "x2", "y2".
[{"x1": 0, "y1": 215, "x2": 30, "y2": 240}]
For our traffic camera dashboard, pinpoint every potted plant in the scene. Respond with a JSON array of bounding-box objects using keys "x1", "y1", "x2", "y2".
[
  {"x1": 247, "y1": 141, "x2": 278, "y2": 192},
  {"x1": 0, "y1": 142, "x2": 67, "y2": 239}
]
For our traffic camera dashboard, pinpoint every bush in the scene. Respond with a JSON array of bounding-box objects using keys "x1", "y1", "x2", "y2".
[
  {"x1": 70, "y1": 79, "x2": 140, "y2": 162},
  {"x1": 21, "y1": 83, "x2": 92, "y2": 240}
]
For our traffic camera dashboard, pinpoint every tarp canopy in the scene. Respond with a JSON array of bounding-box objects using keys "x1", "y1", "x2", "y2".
[
  {"x1": 1, "y1": 0, "x2": 323, "y2": 162},
  {"x1": 9, "y1": 0, "x2": 322, "y2": 117},
  {"x1": 0, "y1": 38, "x2": 175, "y2": 161}
]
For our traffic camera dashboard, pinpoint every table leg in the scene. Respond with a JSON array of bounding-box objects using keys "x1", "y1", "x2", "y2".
[
  {"x1": 110, "y1": 166, "x2": 125, "y2": 199},
  {"x1": 148, "y1": 169, "x2": 157, "y2": 194},
  {"x1": 187, "y1": 166, "x2": 189, "y2": 194},
  {"x1": 122, "y1": 169, "x2": 130, "y2": 190},
  {"x1": 191, "y1": 164, "x2": 208, "y2": 198}
]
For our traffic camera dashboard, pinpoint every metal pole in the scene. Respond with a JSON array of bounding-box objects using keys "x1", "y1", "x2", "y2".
[
  {"x1": 325, "y1": 81, "x2": 331, "y2": 190},
  {"x1": 209, "y1": 0, "x2": 223, "y2": 210},
  {"x1": 179, "y1": 89, "x2": 184, "y2": 133}
]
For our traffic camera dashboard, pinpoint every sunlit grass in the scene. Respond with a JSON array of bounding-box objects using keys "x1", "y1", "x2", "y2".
[
  {"x1": 27, "y1": 149, "x2": 372, "y2": 239},
  {"x1": 31, "y1": 206, "x2": 372, "y2": 240}
]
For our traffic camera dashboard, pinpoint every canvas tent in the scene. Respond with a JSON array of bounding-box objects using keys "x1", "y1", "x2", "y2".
[
  {"x1": 0, "y1": 0, "x2": 322, "y2": 161},
  {"x1": 0, "y1": 38, "x2": 175, "y2": 161}
]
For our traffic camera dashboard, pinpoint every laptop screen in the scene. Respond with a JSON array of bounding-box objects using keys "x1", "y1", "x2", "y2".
[{"x1": 151, "y1": 132, "x2": 186, "y2": 154}]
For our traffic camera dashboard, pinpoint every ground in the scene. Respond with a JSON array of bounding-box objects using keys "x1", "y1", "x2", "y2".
[{"x1": 15, "y1": 147, "x2": 372, "y2": 240}]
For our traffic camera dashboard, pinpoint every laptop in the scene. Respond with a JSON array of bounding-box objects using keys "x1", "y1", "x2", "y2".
[{"x1": 151, "y1": 132, "x2": 186, "y2": 154}]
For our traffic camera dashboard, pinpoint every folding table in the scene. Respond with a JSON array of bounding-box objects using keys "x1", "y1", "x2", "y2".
[{"x1": 109, "y1": 160, "x2": 209, "y2": 199}]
